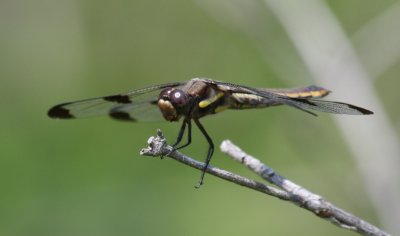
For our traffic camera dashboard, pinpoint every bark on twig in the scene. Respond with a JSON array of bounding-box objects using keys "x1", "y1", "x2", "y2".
[
  {"x1": 140, "y1": 130, "x2": 389, "y2": 236},
  {"x1": 220, "y1": 140, "x2": 389, "y2": 236}
]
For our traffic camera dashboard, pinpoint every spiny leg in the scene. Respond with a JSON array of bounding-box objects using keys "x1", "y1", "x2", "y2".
[{"x1": 193, "y1": 118, "x2": 214, "y2": 188}]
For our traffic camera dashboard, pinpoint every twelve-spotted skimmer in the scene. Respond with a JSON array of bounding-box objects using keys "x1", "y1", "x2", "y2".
[{"x1": 48, "y1": 78, "x2": 373, "y2": 187}]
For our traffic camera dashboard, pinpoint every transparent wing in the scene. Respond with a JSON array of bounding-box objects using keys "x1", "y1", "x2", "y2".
[
  {"x1": 277, "y1": 97, "x2": 373, "y2": 115},
  {"x1": 108, "y1": 102, "x2": 166, "y2": 122},
  {"x1": 48, "y1": 82, "x2": 184, "y2": 122},
  {"x1": 254, "y1": 89, "x2": 373, "y2": 116},
  {"x1": 205, "y1": 79, "x2": 373, "y2": 116}
]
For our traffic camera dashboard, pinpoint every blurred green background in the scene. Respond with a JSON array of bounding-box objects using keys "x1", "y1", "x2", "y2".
[{"x1": 1, "y1": 0, "x2": 399, "y2": 235}]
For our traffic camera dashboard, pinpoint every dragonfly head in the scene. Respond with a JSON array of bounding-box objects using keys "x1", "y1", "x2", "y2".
[{"x1": 158, "y1": 87, "x2": 190, "y2": 121}]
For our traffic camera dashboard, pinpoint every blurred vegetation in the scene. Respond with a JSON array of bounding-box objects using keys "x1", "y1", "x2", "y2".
[{"x1": 0, "y1": 0, "x2": 398, "y2": 235}]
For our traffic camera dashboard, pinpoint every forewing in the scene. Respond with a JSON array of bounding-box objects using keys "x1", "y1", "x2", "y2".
[
  {"x1": 108, "y1": 102, "x2": 165, "y2": 122},
  {"x1": 252, "y1": 89, "x2": 373, "y2": 116},
  {"x1": 278, "y1": 98, "x2": 373, "y2": 115},
  {"x1": 48, "y1": 82, "x2": 184, "y2": 121},
  {"x1": 204, "y1": 79, "x2": 372, "y2": 116}
]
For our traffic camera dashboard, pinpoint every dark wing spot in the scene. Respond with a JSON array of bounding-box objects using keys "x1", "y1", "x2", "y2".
[
  {"x1": 347, "y1": 104, "x2": 374, "y2": 115},
  {"x1": 104, "y1": 95, "x2": 132, "y2": 104},
  {"x1": 109, "y1": 111, "x2": 137, "y2": 122},
  {"x1": 48, "y1": 103, "x2": 74, "y2": 119}
]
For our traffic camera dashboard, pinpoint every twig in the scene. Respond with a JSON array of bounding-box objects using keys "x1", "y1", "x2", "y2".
[
  {"x1": 140, "y1": 130, "x2": 290, "y2": 200},
  {"x1": 140, "y1": 130, "x2": 389, "y2": 236},
  {"x1": 220, "y1": 140, "x2": 389, "y2": 236}
]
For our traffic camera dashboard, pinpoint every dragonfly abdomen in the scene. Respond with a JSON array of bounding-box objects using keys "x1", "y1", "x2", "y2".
[{"x1": 229, "y1": 93, "x2": 279, "y2": 109}]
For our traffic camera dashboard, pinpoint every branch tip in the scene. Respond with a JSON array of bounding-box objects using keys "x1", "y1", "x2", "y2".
[{"x1": 140, "y1": 129, "x2": 168, "y2": 157}]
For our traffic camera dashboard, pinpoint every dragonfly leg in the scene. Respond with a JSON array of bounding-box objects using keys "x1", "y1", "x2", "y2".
[
  {"x1": 171, "y1": 119, "x2": 187, "y2": 147},
  {"x1": 167, "y1": 119, "x2": 192, "y2": 156},
  {"x1": 174, "y1": 119, "x2": 192, "y2": 150},
  {"x1": 193, "y1": 118, "x2": 214, "y2": 188}
]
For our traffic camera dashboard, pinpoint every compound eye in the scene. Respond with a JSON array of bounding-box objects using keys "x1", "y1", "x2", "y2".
[
  {"x1": 170, "y1": 89, "x2": 189, "y2": 107},
  {"x1": 159, "y1": 87, "x2": 173, "y2": 100}
]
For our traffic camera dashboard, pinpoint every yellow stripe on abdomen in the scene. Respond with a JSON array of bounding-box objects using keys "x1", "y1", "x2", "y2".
[{"x1": 277, "y1": 88, "x2": 329, "y2": 98}]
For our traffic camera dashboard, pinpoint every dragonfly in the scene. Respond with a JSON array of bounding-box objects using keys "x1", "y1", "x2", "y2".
[{"x1": 48, "y1": 78, "x2": 373, "y2": 187}]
